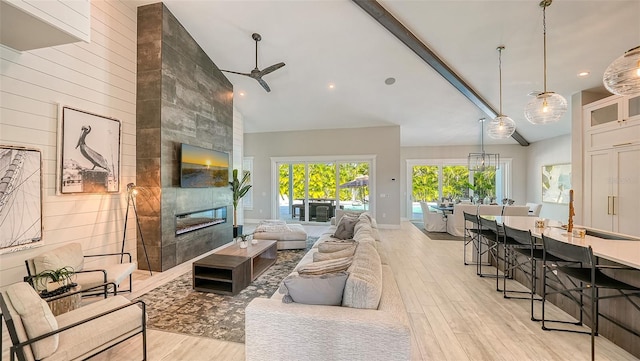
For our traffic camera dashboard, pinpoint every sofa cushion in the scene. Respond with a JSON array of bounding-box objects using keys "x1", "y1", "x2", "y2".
[
  {"x1": 297, "y1": 257, "x2": 353, "y2": 275},
  {"x1": 33, "y1": 243, "x2": 85, "y2": 274},
  {"x1": 279, "y1": 272, "x2": 349, "y2": 305},
  {"x1": 334, "y1": 209, "x2": 365, "y2": 226},
  {"x1": 318, "y1": 239, "x2": 356, "y2": 253},
  {"x1": 313, "y1": 245, "x2": 356, "y2": 262},
  {"x1": 333, "y1": 216, "x2": 358, "y2": 240},
  {"x1": 342, "y1": 242, "x2": 382, "y2": 309},
  {"x1": 6, "y1": 282, "x2": 59, "y2": 359}
]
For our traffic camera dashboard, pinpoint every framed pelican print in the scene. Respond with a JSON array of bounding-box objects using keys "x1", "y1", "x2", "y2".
[{"x1": 59, "y1": 106, "x2": 121, "y2": 194}]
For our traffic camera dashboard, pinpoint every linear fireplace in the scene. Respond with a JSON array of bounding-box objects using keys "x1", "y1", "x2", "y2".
[{"x1": 176, "y1": 207, "x2": 227, "y2": 236}]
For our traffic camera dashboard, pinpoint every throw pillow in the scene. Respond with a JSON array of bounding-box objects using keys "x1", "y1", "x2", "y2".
[
  {"x1": 318, "y1": 239, "x2": 356, "y2": 253},
  {"x1": 333, "y1": 216, "x2": 358, "y2": 240},
  {"x1": 6, "y1": 282, "x2": 59, "y2": 359},
  {"x1": 279, "y1": 272, "x2": 349, "y2": 305},
  {"x1": 297, "y1": 256, "x2": 353, "y2": 275},
  {"x1": 334, "y1": 209, "x2": 364, "y2": 225},
  {"x1": 313, "y1": 245, "x2": 356, "y2": 262}
]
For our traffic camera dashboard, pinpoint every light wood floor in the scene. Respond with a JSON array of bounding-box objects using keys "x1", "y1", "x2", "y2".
[{"x1": 3, "y1": 222, "x2": 638, "y2": 360}]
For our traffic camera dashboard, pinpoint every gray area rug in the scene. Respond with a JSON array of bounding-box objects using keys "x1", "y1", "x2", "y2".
[
  {"x1": 411, "y1": 221, "x2": 463, "y2": 241},
  {"x1": 134, "y1": 237, "x2": 317, "y2": 343}
]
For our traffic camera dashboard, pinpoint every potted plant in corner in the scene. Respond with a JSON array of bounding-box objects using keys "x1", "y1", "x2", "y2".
[{"x1": 230, "y1": 168, "x2": 252, "y2": 238}]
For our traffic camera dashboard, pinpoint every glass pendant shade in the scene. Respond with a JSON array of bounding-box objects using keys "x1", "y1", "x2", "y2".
[
  {"x1": 524, "y1": 91, "x2": 567, "y2": 124},
  {"x1": 603, "y1": 46, "x2": 640, "y2": 96},
  {"x1": 524, "y1": 0, "x2": 567, "y2": 125},
  {"x1": 487, "y1": 115, "x2": 516, "y2": 139}
]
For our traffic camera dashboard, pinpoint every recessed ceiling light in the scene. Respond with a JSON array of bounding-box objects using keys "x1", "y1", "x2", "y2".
[
  {"x1": 385, "y1": 77, "x2": 396, "y2": 85},
  {"x1": 578, "y1": 71, "x2": 590, "y2": 77},
  {"x1": 238, "y1": 91, "x2": 246, "y2": 97},
  {"x1": 328, "y1": 83, "x2": 335, "y2": 89}
]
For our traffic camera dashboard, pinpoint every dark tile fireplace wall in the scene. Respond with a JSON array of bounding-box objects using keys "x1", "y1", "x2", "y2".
[{"x1": 136, "y1": 3, "x2": 234, "y2": 272}]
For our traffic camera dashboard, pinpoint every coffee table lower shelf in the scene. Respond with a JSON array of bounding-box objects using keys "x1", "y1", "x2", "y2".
[
  {"x1": 192, "y1": 240, "x2": 277, "y2": 295},
  {"x1": 193, "y1": 254, "x2": 250, "y2": 295}
]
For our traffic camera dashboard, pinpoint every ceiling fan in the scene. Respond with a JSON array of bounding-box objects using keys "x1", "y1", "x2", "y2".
[{"x1": 220, "y1": 33, "x2": 285, "y2": 93}]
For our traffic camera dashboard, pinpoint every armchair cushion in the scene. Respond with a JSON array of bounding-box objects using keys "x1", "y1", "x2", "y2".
[
  {"x1": 6, "y1": 282, "x2": 59, "y2": 359},
  {"x1": 33, "y1": 243, "x2": 85, "y2": 273},
  {"x1": 52, "y1": 296, "x2": 144, "y2": 361}
]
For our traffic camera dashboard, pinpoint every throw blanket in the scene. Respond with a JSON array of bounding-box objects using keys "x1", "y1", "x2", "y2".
[{"x1": 255, "y1": 220, "x2": 291, "y2": 233}]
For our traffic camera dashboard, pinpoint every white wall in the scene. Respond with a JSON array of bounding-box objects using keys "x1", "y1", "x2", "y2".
[
  {"x1": 0, "y1": 1, "x2": 138, "y2": 288},
  {"x1": 244, "y1": 126, "x2": 401, "y2": 226},
  {"x1": 401, "y1": 144, "x2": 529, "y2": 219},
  {"x1": 526, "y1": 135, "x2": 572, "y2": 221}
]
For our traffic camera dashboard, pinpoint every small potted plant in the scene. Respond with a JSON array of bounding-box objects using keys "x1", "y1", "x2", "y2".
[
  {"x1": 230, "y1": 168, "x2": 252, "y2": 238},
  {"x1": 33, "y1": 266, "x2": 76, "y2": 293},
  {"x1": 237, "y1": 233, "x2": 253, "y2": 249}
]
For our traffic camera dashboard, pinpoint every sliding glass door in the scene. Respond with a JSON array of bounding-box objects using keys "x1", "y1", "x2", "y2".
[
  {"x1": 276, "y1": 159, "x2": 371, "y2": 223},
  {"x1": 409, "y1": 159, "x2": 510, "y2": 220}
]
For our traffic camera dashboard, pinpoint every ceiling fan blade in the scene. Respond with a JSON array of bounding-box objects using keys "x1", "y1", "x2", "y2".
[
  {"x1": 259, "y1": 62, "x2": 285, "y2": 76},
  {"x1": 256, "y1": 78, "x2": 271, "y2": 92},
  {"x1": 220, "y1": 69, "x2": 251, "y2": 77}
]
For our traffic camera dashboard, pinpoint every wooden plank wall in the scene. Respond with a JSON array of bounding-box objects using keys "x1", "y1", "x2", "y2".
[{"x1": 0, "y1": 1, "x2": 138, "y2": 288}]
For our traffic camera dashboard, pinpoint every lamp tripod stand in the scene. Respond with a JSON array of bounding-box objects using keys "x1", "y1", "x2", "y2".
[{"x1": 121, "y1": 183, "x2": 152, "y2": 276}]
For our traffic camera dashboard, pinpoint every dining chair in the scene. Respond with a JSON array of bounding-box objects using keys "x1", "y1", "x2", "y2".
[{"x1": 541, "y1": 234, "x2": 640, "y2": 361}]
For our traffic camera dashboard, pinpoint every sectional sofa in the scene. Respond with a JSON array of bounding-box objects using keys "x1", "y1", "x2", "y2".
[{"x1": 244, "y1": 211, "x2": 411, "y2": 361}]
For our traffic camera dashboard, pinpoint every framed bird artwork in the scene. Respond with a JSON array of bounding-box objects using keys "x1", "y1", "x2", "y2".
[{"x1": 59, "y1": 106, "x2": 121, "y2": 194}]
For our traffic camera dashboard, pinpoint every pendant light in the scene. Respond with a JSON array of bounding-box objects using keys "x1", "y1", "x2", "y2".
[
  {"x1": 468, "y1": 118, "x2": 500, "y2": 172},
  {"x1": 487, "y1": 46, "x2": 516, "y2": 139},
  {"x1": 524, "y1": 0, "x2": 567, "y2": 125},
  {"x1": 603, "y1": 46, "x2": 640, "y2": 96}
]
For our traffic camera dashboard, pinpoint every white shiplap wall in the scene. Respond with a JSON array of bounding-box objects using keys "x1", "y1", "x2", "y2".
[{"x1": 0, "y1": 0, "x2": 138, "y2": 288}]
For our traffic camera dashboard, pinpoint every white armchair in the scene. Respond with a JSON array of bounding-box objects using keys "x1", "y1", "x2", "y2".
[
  {"x1": 25, "y1": 243, "x2": 137, "y2": 298},
  {"x1": 0, "y1": 282, "x2": 146, "y2": 361}
]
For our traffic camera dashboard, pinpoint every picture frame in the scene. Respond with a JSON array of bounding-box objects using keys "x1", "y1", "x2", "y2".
[
  {"x1": 59, "y1": 106, "x2": 121, "y2": 194},
  {"x1": 542, "y1": 163, "x2": 571, "y2": 204},
  {"x1": 0, "y1": 145, "x2": 43, "y2": 254}
]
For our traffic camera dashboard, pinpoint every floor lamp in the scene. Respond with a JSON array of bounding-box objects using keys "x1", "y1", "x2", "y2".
[{"x1": 121, "y1": 183, "x2": 152, "y2": 276}]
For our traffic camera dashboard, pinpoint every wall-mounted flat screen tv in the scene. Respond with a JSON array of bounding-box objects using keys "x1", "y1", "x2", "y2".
[{"x1": 180, "y1": 144, "x2": 229, "y2": 188}]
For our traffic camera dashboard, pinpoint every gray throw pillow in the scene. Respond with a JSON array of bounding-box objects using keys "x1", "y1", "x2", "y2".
[
  {"x1": 333, "y1": 215, "x2": 358, "y2": 240},
  {"x1": 279, "y1": 272, "x2": 349, "y2": 305}
]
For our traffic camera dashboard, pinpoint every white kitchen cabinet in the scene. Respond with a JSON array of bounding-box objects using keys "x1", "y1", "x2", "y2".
[
  {"x1": 584, "y1": 145, "x2": 640, "y2": 236},
  {"x1": 583, "y1": 94, "x2": 640, "y2": 151}
]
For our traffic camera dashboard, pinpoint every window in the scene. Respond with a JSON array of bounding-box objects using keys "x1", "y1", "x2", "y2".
[{"x1": 408, "y1": 159, "x2": 511, "y2": 220}]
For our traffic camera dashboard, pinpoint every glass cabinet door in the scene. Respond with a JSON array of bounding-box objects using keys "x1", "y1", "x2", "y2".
[
  {"x1": 589, "y1": 102, "x2": 619, "y2": 127},
  {"x1": 627, "y1": 95, "x2": 640, "y2": 121}
]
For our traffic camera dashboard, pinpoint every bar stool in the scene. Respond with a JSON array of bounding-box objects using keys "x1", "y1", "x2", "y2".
[
  {"x1": 477, "y1": 217, "x2": 506, "y2": 285},
  {"x1": 541, "y1": 234, "x2": 640, "y2": 361}
]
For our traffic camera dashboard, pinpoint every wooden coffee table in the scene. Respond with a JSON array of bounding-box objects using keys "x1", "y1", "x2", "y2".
[{"x1": 193, "y1": 240, "x2": 277, "y2": 295}]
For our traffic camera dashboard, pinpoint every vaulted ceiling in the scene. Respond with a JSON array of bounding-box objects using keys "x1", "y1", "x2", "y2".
[{"x1": 160, "y1": 0, "x2": 640, "y2": 147}]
